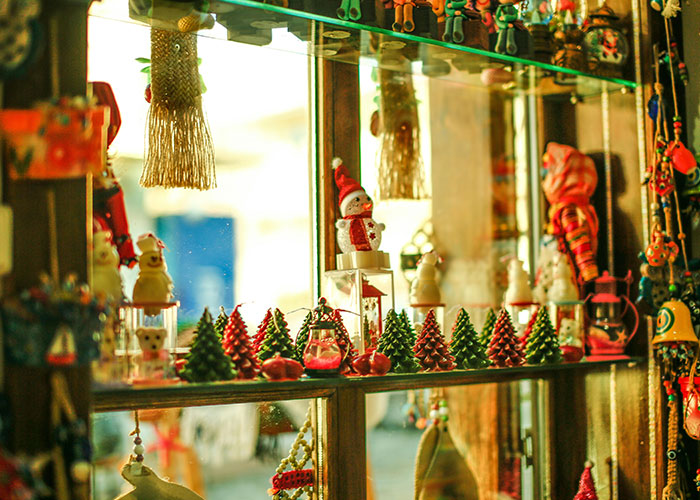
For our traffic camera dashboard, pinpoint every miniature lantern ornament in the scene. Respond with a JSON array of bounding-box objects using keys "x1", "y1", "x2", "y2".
[
  {"x1": 584, "y1": 271, "x2": 639, "y2": 358},
  {"x1": 362, "y1": 278, "x2": 386, "y2": 341},
  {"x1": 303, "y1": 298, "x2": 343, "y2": 377},
  {"x1": 583, "y1": 3, "x2": 629, "y2": 77},
  {"x1": 334, "y1": 158, "x2": 385, "y2": 254}
]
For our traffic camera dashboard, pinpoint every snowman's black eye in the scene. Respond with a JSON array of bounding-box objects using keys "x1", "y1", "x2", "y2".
[{"x1": 355, "y1": 197, "x2": 360, "y2": 202}]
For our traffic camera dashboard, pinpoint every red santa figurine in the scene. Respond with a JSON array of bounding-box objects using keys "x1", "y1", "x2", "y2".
[{"x1": 334, "y1": 158, "x2": 385, "y2": 253}]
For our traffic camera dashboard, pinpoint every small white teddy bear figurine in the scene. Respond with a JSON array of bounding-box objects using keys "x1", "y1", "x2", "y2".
[
  {"x1": 410, "y1": 251, "x2": 442, "y2": 306},
  {"x1": 134, "y1": 327, "x2": 168, "y2": 380},
  {"x1": 92, "y1": 230, "x2": 123, "y2": 302},
  {"x1": 548, "y1": 254, "x2": 580, "y2": 302},
  {"x1": 334, "y1": 158, "x2": 385, "y2": 254},
  {"x1": 504, "y1": 258, "x2": 534, "y2": 305},
  {"x1": 132, "y1": 233, "x2": 173, "y2": 316}
]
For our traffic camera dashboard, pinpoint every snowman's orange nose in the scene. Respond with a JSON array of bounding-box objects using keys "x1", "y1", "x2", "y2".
[{"x1": 362, "y1": 202, "x2": 373, "y2": 211}]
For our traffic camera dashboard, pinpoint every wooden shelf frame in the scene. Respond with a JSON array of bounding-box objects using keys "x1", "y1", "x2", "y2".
[{"x1": 92, "y1": 357, "x2": 642, "y2": 412}]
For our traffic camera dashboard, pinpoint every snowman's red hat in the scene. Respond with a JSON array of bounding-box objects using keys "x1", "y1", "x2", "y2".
[{"x1": 333, "y1": 157, "x2": 366, "y2": 216}]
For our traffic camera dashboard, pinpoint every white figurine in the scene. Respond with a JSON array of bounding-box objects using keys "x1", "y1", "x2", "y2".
[
  {"x1": 334, "y1": 158, "x2": 385, "y2": 254},
  {"x1": 410, "y1": 251, "x2": 442, "y2": 306},
  {"x1": 504, "y1": 258, "x2": 533, "y2": 305},
  {"x1": 92, "y1": 230, "x2": 123, "y2": 302},
  {"x1": 532, "y1": 236, "x2": 559, "y2": 304},
  {"x1": 548, "y1": 254, "x2": 579, "y2": 302},
  {"x1": 132, "y1": 233, "x2": 173, "y2": 316},
  {"x1": 134, "y1": 327, "x2": 168, "y2": 380},
  {"x1": 115, "y1": 462, "x2": 204, "y2": 500}
]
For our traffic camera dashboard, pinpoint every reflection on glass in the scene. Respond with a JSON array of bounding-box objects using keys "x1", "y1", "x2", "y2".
[
  {"x1": 92, "y1": 401, "x2": 314, "y2": 500},
  {"x1": 366, "y1": 384, "x2": 540, "y2": 499}
]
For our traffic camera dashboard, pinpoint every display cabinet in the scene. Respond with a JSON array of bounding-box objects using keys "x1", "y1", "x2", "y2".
[{"x1": 0, "y1": 0, "x2": 658, "y2": 498}]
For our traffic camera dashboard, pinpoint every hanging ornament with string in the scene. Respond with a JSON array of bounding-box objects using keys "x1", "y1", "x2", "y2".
[
  {"x1": 414, "y1": 393, "x2": 478, "y2": 500},
  {"x1": 140, "y1": 16, "x2": 215, "y2": 190},
  {"x1": 268, "y1": 405, "x2": 314, "y2": 499},
  {"x1": 114, "y1": 411, "x2": 204, "y2": 500},
  {"x1": 374, "y1": 68, "x2": 426, "y2": 200}
]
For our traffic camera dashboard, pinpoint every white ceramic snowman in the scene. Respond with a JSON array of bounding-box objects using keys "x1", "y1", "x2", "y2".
[
  {"x1": 334, "y1": 158, "x2": 385, "y2": 254},
  {"x1": 504, "y1": 258, "x2": 533, "y2": 305},
  {"x1": 92, "y1": 230, "x2": 123, "y2": 302},
  {"x1": 410, "y1": 251, "x2": 442, "y2": 306},
  {"x1": 548, "y1": 254, "x2": 579, "y2": 302},
  {"x1": 132, "y1": 233, "x2": 174, "y2": 316}
]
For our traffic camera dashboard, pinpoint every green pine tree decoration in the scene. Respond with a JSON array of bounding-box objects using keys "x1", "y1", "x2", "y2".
[
  {"x1": 377, "y1": 309, "x2": 420, "y2": 373},
  {"x1": 449, "y1": 308, "x2": 490, "y2": 369},
  {"x1": 214, "y1": 306, "x2": 228, "y2": 339},
  {"x1": 479, "y1": 308, "x2": 497, "y2": 346},
  {"x1": 294, "y1": 310, "x2": 313, "y2": 362},
  {"x1": 399, "y1": 309, "x2": 417, "y2": 347},
  {"x1": 524, "y1": 307, "x2": 562, "y2": 365},
  {"x1": 257, "y1": 308, "x2": 297, "y2": 362},
  {"x1": 180, "y1": 307, "x2": 237, "y2": 383},
  {"x1": 252, "y1": 308, "x2": 273, "y2": 354}
]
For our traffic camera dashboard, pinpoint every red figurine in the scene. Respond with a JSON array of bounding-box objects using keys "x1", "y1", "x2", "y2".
[
  {"x1": 542, "y1": 143, "x2": 599, "y2": 283},
  {"x1": 573, "y1": 461, "x2": 598, "y2": 500}
]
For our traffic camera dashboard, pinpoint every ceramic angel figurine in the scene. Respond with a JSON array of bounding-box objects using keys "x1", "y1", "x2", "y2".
[
  {"x1": 92, "y1": 230, "x2": 123, "y2": 302},
  {"x1": 132, "y1": 233, "x2": 173, "y2": 316},
  {"x1": 334, "y1": 158, "x2": 385, "y2": 254}
]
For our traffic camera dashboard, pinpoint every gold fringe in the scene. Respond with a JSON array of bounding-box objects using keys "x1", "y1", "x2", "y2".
[
  {"x1": 377, "y1": 68, "x2": 426, "y2": 200},
  {"x1": 142, "y1": 29, "x2": 216, "y2": 190},
  {"x1": 662, "y1": 396, "x2": 685, "y2": 500}
]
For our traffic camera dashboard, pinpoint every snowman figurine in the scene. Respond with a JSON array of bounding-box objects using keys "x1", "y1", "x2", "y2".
[
  {"x1": 410, "y1": 251, "x2": 442, "y2": 306},
  {"x1": 504, "y1": 258, "x2": 533, "y2": 305},
  {"x1": 548, "y1": 254, "x2": 579, "y2": 302},
  {"x1": 92, "y1": 230, "x2": 123, "y2": 302},
  {"x1": 334, "y1": 158, "x2": 385, "y2": 254},
  {"x1": 132, "y1": 233, "x2": 173, "y2": 316}
]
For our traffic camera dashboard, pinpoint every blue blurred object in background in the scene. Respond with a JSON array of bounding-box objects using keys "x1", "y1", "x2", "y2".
[{"x1": 156, "y1": 215, "x2": 235, "y2": 326}]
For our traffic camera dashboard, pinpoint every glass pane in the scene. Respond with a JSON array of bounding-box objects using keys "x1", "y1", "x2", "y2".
[
  {"x1": 88, "y1": 1, "x2": 314, "y2": 385},
  {"x1": 92, "y1": 400, "x2": 317, "y2": 499},
  {"x1": 365, "y1": 383, "x2": 545, "y2": 499},
  {"x1": 88, "y1": 0, "x2": 635, "y2": 97}
]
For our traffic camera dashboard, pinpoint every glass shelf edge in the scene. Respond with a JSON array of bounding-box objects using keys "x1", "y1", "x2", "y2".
[{"x1": 213, "y1": 0, "x2": 637, "y2": 89}]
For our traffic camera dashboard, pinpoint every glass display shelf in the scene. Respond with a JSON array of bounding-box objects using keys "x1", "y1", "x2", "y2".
[
  {"x1": 93, "y1": 357, "x2": 642, "y2": 412},
  {"x1": 89, "y1": 0, "x2": 636, "y2": 98}
]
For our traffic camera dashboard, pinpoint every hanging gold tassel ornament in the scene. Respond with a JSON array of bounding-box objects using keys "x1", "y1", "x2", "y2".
[
  {"x1": 141, "y1": 28, "x2": 215, "y2": 190},
  {"x1": 376, "y1": 68, "x2": 426, "y2": 200}
]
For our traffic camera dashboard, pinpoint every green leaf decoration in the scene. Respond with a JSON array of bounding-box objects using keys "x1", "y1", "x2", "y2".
[{"x1": 135, "y1": 57, "x2": 151, "y2": 63}]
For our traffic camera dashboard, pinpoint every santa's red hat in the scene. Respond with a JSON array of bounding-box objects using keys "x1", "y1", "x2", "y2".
[{"x1": 333, "y1": 157, "x2": 366, "y2": 216}]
